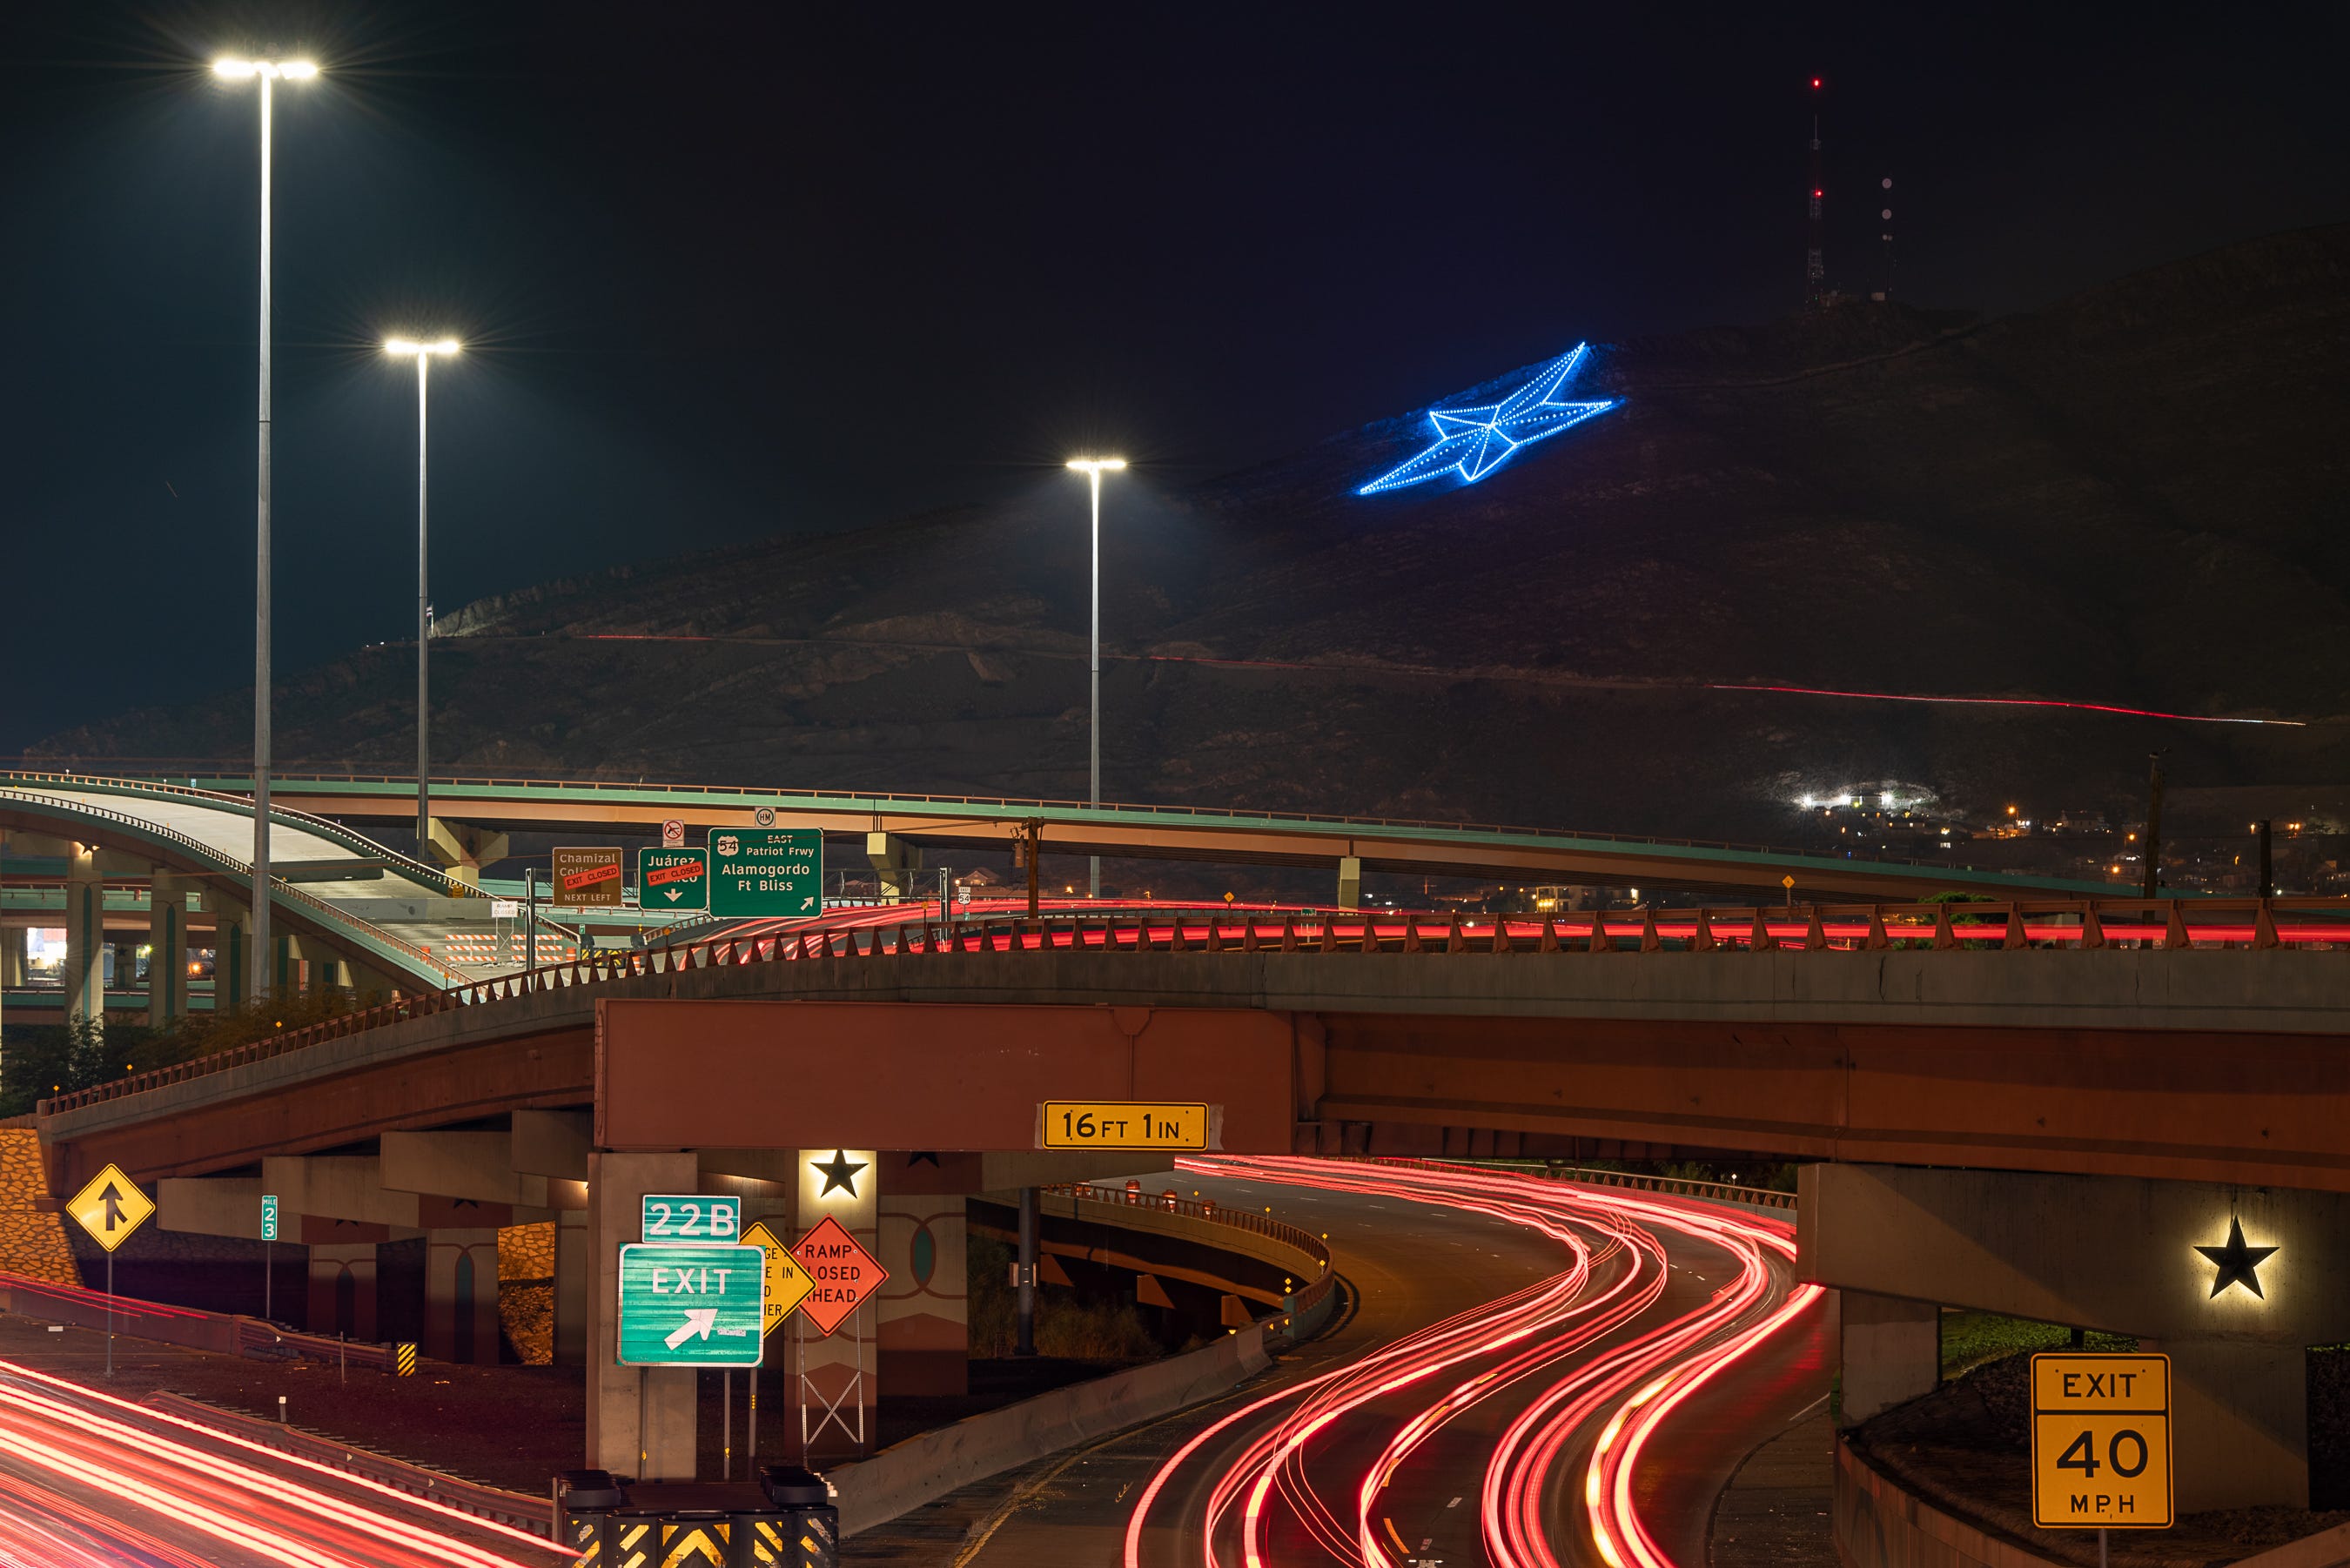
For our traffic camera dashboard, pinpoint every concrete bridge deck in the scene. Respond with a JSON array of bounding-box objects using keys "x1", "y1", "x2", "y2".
[{"x1": 37, "y1": 908, "x2": 2350, "y2": 1196}]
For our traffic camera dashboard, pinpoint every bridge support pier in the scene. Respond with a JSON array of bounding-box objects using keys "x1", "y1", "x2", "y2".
[
  {"x1": 423, "y1": 820, "x2": 509, "y2": 890},
  {"x1": 1802, "y1": 1162, "x2": 2350, "y2": 1511},
  {"x1": 865, "y1": 833, "x2": 922, "y2": 904},
  {"x1": 146, "y1": 872, "x2": 194, "y2": 1026},
  {"x1": 585, "y1": 1150, "x2": 699, "y2": 1478},
  {"x1": 1836, "y1": 1291, "x2": 1936, "y2": 1426},
  {"x1": 1337, "y1": 855, "x2": 1361, "y2": 909},
  {"x1": 62, "y1": 844, "x2": 104, "y2": 1031},
  {"x1": 206, "y1": 888, "x2": 252, "y2": 1007}
]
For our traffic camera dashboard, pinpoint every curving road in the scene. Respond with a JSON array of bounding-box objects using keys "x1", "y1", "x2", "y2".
[{"x1": 872, "y1": 1157, "x2": 1826, "y2": 1568}]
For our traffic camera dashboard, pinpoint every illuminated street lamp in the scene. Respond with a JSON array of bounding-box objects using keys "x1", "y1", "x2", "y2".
[
  {"x1": 383, "y1": 338, "x2": 461, "y2": 852},
  {"x1": 1064, "y1": 458, "x2": 1127, "y2": 898},
  {"x1": 212, "y1": 55, "x2": 319, "y2": 999}
]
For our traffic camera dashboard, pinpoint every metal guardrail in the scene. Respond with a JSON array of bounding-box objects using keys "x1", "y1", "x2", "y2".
[
  {"x1": 142, "y1": 1391, "x2": 554, "y2": 1535},
  {"x1": 1043, "y1": 1180, "x2": 1340, "y2": 1321},
  {"x1": 0, "y1": 788, "x2": 461, "y2": 988},
  {"x1": 1359, "y1": 1156, "x2": 1800, "y2": 1212},
  {"x1": 37, "y1": 896, "x2": 2347, "y2": 1118}
]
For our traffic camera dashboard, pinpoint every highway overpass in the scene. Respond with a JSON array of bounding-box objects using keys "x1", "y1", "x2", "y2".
[
  {"x1": 21, "y1": 901, "x2": 2347, "y2": 1512},
  {"x1": 152, "y1": 767, "x2": 2114, "y2": 899}
]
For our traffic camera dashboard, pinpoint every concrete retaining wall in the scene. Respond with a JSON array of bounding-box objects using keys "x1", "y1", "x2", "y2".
[
  {"x1": 1835, "y1": 1437, "x2": 2059, "y2": 1568},
  {"x1": 829, "y1": 1320, "x2": 1272, "y2": 1537}
]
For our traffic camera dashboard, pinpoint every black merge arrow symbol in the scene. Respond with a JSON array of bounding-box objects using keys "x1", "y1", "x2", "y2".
[{"x1": 98, "y1": 1183, "x2": 127, "y2": 1231}]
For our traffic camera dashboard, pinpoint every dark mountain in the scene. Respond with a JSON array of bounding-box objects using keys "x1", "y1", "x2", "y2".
[{"x1": 36, "y1": 225, "x2": 2350, "y2": 849}]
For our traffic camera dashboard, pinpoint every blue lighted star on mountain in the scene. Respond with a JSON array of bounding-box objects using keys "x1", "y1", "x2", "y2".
[{"x1": 1357, "y1": 343, "x2": 1620, "y2": 495}]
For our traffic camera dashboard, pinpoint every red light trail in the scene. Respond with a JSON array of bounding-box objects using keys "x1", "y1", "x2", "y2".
[
  {"x1": 0, "y1": 1356, "x2": 560, "y2": 1566},
  {"x1": 1710, "y1": 680, "x2": 2305, "y2": 727},
  {"x1": 1123, "y1": 1156, "x2": 1823, "y2": 1568}
]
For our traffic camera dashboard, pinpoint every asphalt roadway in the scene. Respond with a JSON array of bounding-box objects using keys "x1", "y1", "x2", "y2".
[{"x1": 847, "y1": 1162, "x2": 1830, "y2": 1567}]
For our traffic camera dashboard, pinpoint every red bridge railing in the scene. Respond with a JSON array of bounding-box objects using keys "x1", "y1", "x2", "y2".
[{"x1": 38, "y1": 896, "x2": 2348, "y2": 1117}]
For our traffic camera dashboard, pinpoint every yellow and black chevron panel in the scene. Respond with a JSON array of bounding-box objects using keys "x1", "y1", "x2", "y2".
[
  {"x1": 614, "y1": 1518, "x2": 655, "y2": 1568},
  {"x1": 660, "y1": 1517, "x2": 727, "y2": 1567},
  {"x1": 739, "y1": 1517, "x2": 787, "y2": 1567},
  {"x1": 565, "y1": 1514, "x2": 606, "y2": 1567},
  {"x1": 393, "y1": 1342, "x2": 418, "y2": 1376}
]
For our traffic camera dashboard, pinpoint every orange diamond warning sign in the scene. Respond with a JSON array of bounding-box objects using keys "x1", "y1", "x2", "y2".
[{"x1": 790, "y1": 1215, "x2": 887, "y2": 1337}]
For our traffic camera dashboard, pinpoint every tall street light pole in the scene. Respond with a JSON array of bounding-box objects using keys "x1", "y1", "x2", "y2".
[
  {"x1": 214, "y1": 55, "x2": 317, "y2": 1002},
  {"x1": 384, "y1": 338, "x2": 460, "y2": 854},
  {"x1": 1064, "y1": 458, "x2": 1126, "y2": 899}
]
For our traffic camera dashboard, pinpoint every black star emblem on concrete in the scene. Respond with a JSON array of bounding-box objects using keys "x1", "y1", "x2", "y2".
[
  {"x1": 2194, "y1": 1217, "x2": 2278, "y2": 1299},
  {"x1": 812, "y1": 1149, "x2": 867, "y2": 1197}
]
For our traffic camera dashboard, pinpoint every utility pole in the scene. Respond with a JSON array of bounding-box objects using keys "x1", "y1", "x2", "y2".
[{"x1": 2139, "y1": 754, "x2": 2166, "y2": 900}]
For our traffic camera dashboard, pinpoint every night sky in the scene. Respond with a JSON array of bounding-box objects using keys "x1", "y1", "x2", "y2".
[{"x1": 3, "y1": 3, "x2": 2345, "y2": 753}]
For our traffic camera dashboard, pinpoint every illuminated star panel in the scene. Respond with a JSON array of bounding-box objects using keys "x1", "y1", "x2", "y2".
[{"x1": 1358, "y1": 343, "x2": 1620, "y2": 495}]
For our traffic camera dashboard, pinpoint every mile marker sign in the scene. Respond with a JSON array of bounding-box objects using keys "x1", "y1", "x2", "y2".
[
  {"x1": 66, "y1": 1164, "x2": 154, "y2": 1253},
  {"x1": 2031, "y1": 1352, "x2": 2172, "y2": 1528}
]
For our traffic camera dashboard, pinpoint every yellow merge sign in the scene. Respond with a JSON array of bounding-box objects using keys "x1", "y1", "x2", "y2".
[
  {"x1": 1038, "y1": 1101, "x2": 1213, "y2": 1151},
  {"x1": 742, "y1": 1221, "x2": 814, "y2": 1335},
  {"x1": 2031, "y1": 1353, "x2": 2172, "y2": 1529},
  {"x1": 66, "y1": 1164, "x2": 155, "y2": 1253}
]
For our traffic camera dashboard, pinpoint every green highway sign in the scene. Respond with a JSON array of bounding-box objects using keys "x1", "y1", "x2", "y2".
[
  {"x1": 639, "y1": 848, "x2": 710, "y2": 912},
  {"x1": 709, "y1": 828, "x2": 822, "y2": 917},
  {"x1": 616, "y1": 1243, "x2": 765, "y2": 1367}
]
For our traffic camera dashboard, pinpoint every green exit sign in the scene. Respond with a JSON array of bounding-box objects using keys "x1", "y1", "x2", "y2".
[
  {"x1": 616, "y1": 1243, "x2": 765, "y2": 1367},
  {"x1": 638, "y1": 848, "x2": 709, "y2": 911},
  {"x1": 709, "y1": 828, "x2": 822, "y2": 917}
]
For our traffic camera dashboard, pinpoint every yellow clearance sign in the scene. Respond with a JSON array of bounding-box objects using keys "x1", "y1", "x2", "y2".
[
  {"x1": 1037, "y1": 1101, "x2": 1213, "y2": 1150},
  {"x1": 66, "y1": 1164, "x2": 156, "y2": 1253},
  {"x1": 2030, "y1": 1353, "x2": 2172, "y2": 1528}
]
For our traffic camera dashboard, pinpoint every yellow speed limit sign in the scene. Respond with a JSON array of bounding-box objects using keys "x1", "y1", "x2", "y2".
[{"x1": 2031, "y1": 1353, "x2": 2172, "y2": 1528}]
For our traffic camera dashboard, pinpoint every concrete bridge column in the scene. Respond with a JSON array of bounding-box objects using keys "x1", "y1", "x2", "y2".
[
  {"x1": 147, "y1": 872, "x2": 194, "y2": 1027},
  {"x1": 792, "y1": 1147, "x2": 880, "y2": 1462},
  {"x1": 207, "y1": 889, "x2": 252, "y2": 1008},
  {"x1": 423, "y1": 820, "x2": 508, "y2": 890},
  {"x1": 62, "y1": 845, "x2": 104, "y2": 1030},
  {"x1": 878, "y1": 1176, "x2": 970, "y2": 1397},
  {"x1": 273, "y1": 933, "x2": 306, "y2": 999},
  {"x1": 585, "y1": 1150, "x2": 698, "y2": 1479},
  {"x1": 1836, "y1": 1291, "x2": 1936, "y2": 1426},
  {"x1": 1337, "y1": 855, "x2": 1361, "y2": 909},
  {"x1": 865, "y1": 834, "x2": 921, "y2": 903},
  {"x1": 2, "y1": 925, "x2": 24, "y2": 988},
  {"x1": 308, "y1": 1243, "x2": 379, "y2": 1340},
  {"x1": 425, "y1": 1228, "x2": 502, "y2": 1364}
]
